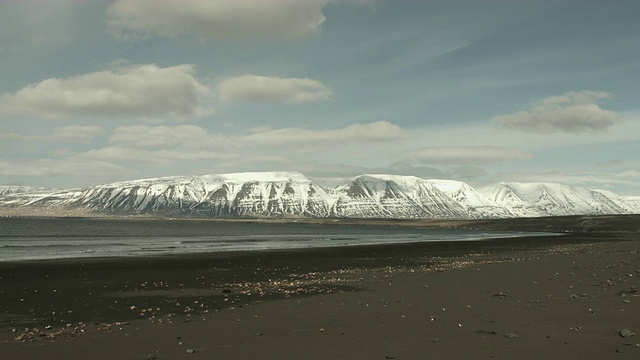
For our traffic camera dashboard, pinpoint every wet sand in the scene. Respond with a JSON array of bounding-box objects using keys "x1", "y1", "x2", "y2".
[{"x1": 1, "y1": 216, "x2": 639, "y2": 359}]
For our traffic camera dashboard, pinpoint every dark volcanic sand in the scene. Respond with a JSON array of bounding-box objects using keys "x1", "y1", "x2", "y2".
[{"x1": 1, "y1": 216, "x2": 639, "y2": 359}]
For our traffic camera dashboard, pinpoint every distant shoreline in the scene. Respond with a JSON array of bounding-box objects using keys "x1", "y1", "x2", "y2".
[
  {"x1": 0, "y1": 216, "x2": 558, "y2": 263},
  {"x1": 2, "y1": 213, "x2": 640, "y2": 233}
]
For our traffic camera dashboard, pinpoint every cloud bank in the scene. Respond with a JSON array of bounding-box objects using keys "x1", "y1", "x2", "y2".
[
  {"x1": 492, "y1": 90, "x2": 617, "y2": 134},
  {"x1": 107, "y1": 0, "x2": 329, "y2": 41},
  {"x1": 0, "y1": 158, "x2": 125, "y2": 178},
  {"x1": 408, "y1": 146, "x2": 533, "y2": 164},
  {"x1": 0, "y1": 64, "x2": 213, "y2": 120},
  {"x1": 0, "y1": 126, "x2": 104, "y2": 143},
  {"x1": 53, "y1": 121, "x2": 408, "y2": 170},
  {"x1": 218, "y1": 75, "x2": 332, "y2": 104},
  {"x1": 109, "y1": 125, "x2": 233, "y2": 148},
  {"x1": 80, "y1": 147, "x2": 229, "y2": 163},
  {"x1": 241, "y1": 120, "x2": 407, "y2": 144}
]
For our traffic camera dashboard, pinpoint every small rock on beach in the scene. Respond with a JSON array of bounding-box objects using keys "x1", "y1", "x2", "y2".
[{"x1": 619, "y1": 329, "x2": 634, "y2": 338}]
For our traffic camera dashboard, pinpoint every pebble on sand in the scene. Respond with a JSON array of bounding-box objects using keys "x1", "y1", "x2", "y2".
[
  {"x1": 619, "y1": 328, "x2": 634, "y2": 338},
  {"x1": 568, "y1": 293, "x2": 591, "y2": 300}
]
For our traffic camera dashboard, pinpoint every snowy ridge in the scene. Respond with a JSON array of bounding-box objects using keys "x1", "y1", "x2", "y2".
[
  {"x1": 427, "y1": 179, "x2": 512, "y2": 218},
  {"x1": 0, "y1": 186, "x2": 54, "y2": 196},
  {"x1": 193, "y1": 172, "x2": 333, "y2": 217},
  {"x1": 1, "y1": 173, "x2": 638, "y2": 219},
  {"x1": 623, "y1": 196, "x2": 640, "y2": 212},
  {"x1": 330, "y1": 174, "x2": 469, "y2": 218},
  {"x1": 480, "y1": 182, "x2": 638, "y2": 217},
  {"x1": 17, "y1": 172, "x2": 333, "y2": 218},
  {"x1": 0, "y1": 186, "x2": 61, "y2": 207}
]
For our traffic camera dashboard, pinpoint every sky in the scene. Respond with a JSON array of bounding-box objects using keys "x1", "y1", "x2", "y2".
[{"x1": 0, "y1": 0, "x2": 639, "y2": 195}]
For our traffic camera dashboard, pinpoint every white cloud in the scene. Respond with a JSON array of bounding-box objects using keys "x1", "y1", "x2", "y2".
[
  {"x1": 51, "y1": 126, "x2": 104, "y2": 143},
  {"x1": 408, "y1": 146, "x2": 533, "y2": 164},
  {"x1": 65, "y1": 121, "x2": 409, "y2": 175},
  {"x1": 108, "y1": 121, "x2": 406, "y2": 153},
  {"x1": 241, "y1": 120, "x2": 407, "y2": 144},
  {"x1": 0, "y1": 64, "x2": 213, "y2": 120},
  {"x1": 218, "y1": 75, "x2": 332, "y2": 104},
  {"x1": 0, "y1": 158, "x2": 125, "y2": 178},
  {"x1": 492, "y1": 90, "x2": 618, "y2": 134},
  {"x1": 106, "y1": 0, "x2": 329, "y2": 41},
  {"x1": 80, "y1": 147, "x2": 230, "y2": 164},
  {"x1": 596, "y1": 160, "x2": 629, "y2": 168},
  {"x1": 243, "y1": 154, "x2": 291, "y2": 163},
  {"x1": 109, "y1": 125, "x2": 232, "y2": 148},
  {"x1": 615, "y1": 170, "x2": 640, "y2": 178},
  {"x1": 0, "y1": 126, "x2": 104, "y2": 143}
]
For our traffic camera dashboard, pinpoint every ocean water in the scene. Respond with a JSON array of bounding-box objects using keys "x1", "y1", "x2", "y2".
[{"x1": 0, "y1": 217, "x2": 545, "y2": 262}]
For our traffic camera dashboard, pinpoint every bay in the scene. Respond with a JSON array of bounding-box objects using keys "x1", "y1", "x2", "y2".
[{"x1": 0, "y1": 217, "x2": 546, "y2": 261}]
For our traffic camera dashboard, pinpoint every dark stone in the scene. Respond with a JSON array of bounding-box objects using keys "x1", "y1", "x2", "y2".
[
  {"x1": 476, "y1": 330, "x2": 498, "y2": 335},
  {"x1": 619, "y1": 328, "x2": 634, "y2": 338},
  {"x1": 569, "y1": 293, "x2": 591, "y2": 300},
  {"x1": 618, "y1": 289, "x2": 638, "y2": 297}
]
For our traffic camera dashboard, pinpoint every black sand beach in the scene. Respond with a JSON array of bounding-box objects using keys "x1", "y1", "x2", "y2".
[{"x1": 1, "y1": 215, "x2": 639, "y2": 359}]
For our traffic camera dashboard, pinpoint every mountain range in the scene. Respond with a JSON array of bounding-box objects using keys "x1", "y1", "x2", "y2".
[{"x1": 0, "y1": 172, "x2": 638, "y2": 219}]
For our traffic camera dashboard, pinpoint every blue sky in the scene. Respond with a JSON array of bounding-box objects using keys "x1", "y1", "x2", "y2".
[{"x1": 0, "y1": 0, "x2": 639, "y2": 195}]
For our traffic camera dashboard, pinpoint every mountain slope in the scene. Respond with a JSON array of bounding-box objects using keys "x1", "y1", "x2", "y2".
[
  {"x1": 427, "y1": 179, "x2": 512, "y2": 218},
  {"x1": 623, "y1": 196, "x2": 640, "y2": 212},
  {"x1": 0, "y1": 186, "x2": 54, "y2": 196},
  {"x1": 480, "y1": 182, "x2": 637, "y2": 217},
  {"x1": 331, "y1": 174, "x2": 468, "y2": 218},
  {"x1": 191, "y1": 172, "x2": 333, "y2": 217},
  {"x1": 19, "y1": 172, "x2": 333, "y2": 218},
  {"x1": 1, "y1": 173, "x2": 637, "y2": 219}
]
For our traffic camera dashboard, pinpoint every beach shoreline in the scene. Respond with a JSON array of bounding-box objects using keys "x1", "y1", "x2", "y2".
[{"x1": 1, "y1": 216, "x2": 639, "y2": 359}]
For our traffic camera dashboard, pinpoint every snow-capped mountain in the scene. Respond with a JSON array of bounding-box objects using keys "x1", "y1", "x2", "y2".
[
  {"x1": 0, "y1": 186, "x2": 59, "y2": 208},
  {"x1": 427, "y1": 179, "x2": 512, "y2": 218},
  {"x1": 1, "y1": 173, "x2": 637, "y2": 219},
  {"x1": 330, "y1": 175, "x2": 467, "y2": 218},
  {"x1": 20, "y1": 172, "x2": 333, "y2": 218},
  {"x1": 0, "y1": 186, "x2": 54, "y2": 196},
  {"x1": 480, "y1": 182, "x2": 638, "y2": 217},
  {"x1": 623, "y1": 196, "x2": 640, "y2": 212},
  {"x1": 190, "y1": 172, "x2": 333, "y2": 217}
]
